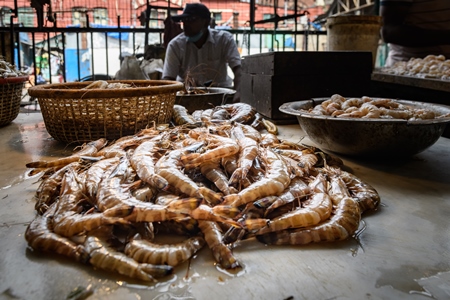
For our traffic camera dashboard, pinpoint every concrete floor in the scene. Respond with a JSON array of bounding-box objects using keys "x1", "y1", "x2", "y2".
[{"x1": 1, "y1": 111, "x2": 450, "y2": 300}]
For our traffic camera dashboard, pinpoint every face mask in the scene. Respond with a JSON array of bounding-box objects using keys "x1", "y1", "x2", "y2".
[{"x1": 186, "y1": 29, "x2": 204, "y2": 43}]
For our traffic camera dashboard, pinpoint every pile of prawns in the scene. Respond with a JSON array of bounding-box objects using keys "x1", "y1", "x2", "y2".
[{"x1": 25, "y1": 103, "x2": 380, "y2": 283}]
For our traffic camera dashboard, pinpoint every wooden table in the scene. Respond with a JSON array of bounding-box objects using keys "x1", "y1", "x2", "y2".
[{"x1": 0, "y1": 112, "x2": 449, "y2": 300}]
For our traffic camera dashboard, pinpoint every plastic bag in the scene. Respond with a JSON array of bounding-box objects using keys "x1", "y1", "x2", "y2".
[
  {"x1": 114, "y1": 56, "x2": 149, "y2": 80},
  {"x1": 140, "y1": 58, "x2": 164, "y2": 80}
]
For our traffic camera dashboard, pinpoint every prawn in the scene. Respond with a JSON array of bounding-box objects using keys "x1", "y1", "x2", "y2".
[
  {"x1": 221, "y1": 103, "x2": 256, "y2": 124},
  {"x1": 96, "y1": 158, "x2": 200, "y2": 222},
  {"x1": 276, "y1": 148, "x2": 318, "y2": 175},
  {"x1": 85, "y1": 235, "x2": 173, "y2": 282},
  {"x1": 124, "y1": 234, "x2": 205, "y2": 267},
  {"x1": 241, "y1": 124, "x2": 262, "y2": 142},
  {"x1": 222, "y1": 148, "x2": 291, "y2": 207},
  {"x1": 254, "y1": 192, "x2": 333, "y2": 234},
  {"x1": 26, "y1": 138, "x2": 107, "y2": 169},
  {"x1": 52, "y1": 168, "x2": 128, "y2": 237},
  {"x1": 181, "y1": 134, "x2": 240, "y2": 168},
  {"x1": 172, "y1": 104, "x2": 203, "y2": 127},
  {"x1": 338, "y1": 169, "x2": 381, "y2": 213},
  {"x1": 254, "y1": 177, "x2": 311, "y2": 216},
  {"x1": 34, "y1": 162, "x2": 80, "y2": 215},
  {"x1": 259, "y1": 133, "x2": 280, "y2": 148},
  {"x1": 155, "y1": 142, "x2": 205, "y2": 198},
  {"x1": 131, "y1": 182, "x2": 158, "y2": 202},
  {"x1": 228, "y1": 125, "x2": 258, "y2": 185},
  {"x1": 198, "y1": 220, "x2": 240, "y2": 269},
  {"x1": 256, "y1": 197, "x2": 360, "y2": 245},
  {"x1": 96, "y1": 135, "x2": 152, "y2": 158},
  {"x1": 129, "y1": 138, "x2": 169, "y2": 190},
  {"x1": 189, "y1": 204, "x2": 241, "y2": 227},
  {"x1": 341, "y1": 97, "x2": 364, "y2": 111},
  {"x1": 200, "y1": 159, "x2": 238, "y2": 195},
  {"x1": 25, "y1": 203, "x2": 89, "y2": 263},
  {"x1": 84, "y1": 157, "x2": 121, "y2": 199}
]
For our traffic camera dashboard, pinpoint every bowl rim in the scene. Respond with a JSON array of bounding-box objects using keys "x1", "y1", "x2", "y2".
[
  {"x1": 279, "y1": 97, "x2": 450, "y2": 125},
  {"x1": 176, "y1": 87, "x2": 236, "y2": 96}
]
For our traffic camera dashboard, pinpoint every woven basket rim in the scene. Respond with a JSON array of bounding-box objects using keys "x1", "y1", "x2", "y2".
[
  {"x1": 0, "y1": 76, "x2": 29, "y2": 85},
  {"x1": 28, "y1": 79, "x2": 184, "y2": 98}
]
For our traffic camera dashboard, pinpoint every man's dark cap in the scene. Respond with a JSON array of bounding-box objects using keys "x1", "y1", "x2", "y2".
[{"x1": 171, "y1": 3, "x2": 211, "y2": 22}]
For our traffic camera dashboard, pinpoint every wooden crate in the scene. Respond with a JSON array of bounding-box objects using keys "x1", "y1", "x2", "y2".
[{"x1": 241, "y1": 51, "x2": 373, "y2": 123}]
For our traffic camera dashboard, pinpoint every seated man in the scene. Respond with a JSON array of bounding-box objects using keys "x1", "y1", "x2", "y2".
[{"x1": 162, "y1": 3, "x2": 242, "y2": 102}]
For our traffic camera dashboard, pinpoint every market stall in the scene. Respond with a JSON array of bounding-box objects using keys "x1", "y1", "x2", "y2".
[{"x1": 0, "y1": 109, "x2": 449, "y2": 299}]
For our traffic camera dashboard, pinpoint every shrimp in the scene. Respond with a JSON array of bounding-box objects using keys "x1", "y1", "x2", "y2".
[
  {"x1": 97, "y1": 158, "x2": 200, "y2": 222},
  {"x1": 229, "y1": 125, "x2": 258, "y2": 185},
  {"x1": 256, "y1": 196, "x2": 361, "y2": 245},
  {"x1": 34, "y1": 162, "x2": 80, "y2": 215},
  {"x1": 257, "y1": 172, "x2": 360, "y2": 245},
  {"x1": 155, "y1": 142, "x2": 204, "y2": 198},
  {"x1": 129, "y1": 138, "x2": 169, "y2": 190},
  {"x1": 131, "y1": 183, "x2": 158, "y2": 202},
  {"x1": 84, "y1": 157, "x2": 121, "y2": 199},
  {"x1": 26, "y1": 138, "x2": 107, "y2": 168},
  {"x1": 222, "y1": 203, "x2": 266, "y2": 243},
  {"x1": 189, "y1": 204, "x2": 241, "y2": 227},
  {"x1": 221, "y1": 103, "x2": 256, "y2": 124},
  {"x1": 96, "y1": 135, "x2": 152, "y2": 158},
  {"x1": 222, "y1": 148, "x2": 291, "y2": 207},
  {"x1": 83, "y1": 80, "x2": 108, "y2": 89},
  {"x1": 276, "y1": 148, "x2": 318, "y2": 174},
  {"x1": 124, "y1": 234, "x2": 205, "y2": 267},
  {"x1": 172, "y1": 104, "x2": 203, "y2": 127},
  {"x1": 200, "y1": 159, "x2": 238, "y2": 195},
  {"x1": 210, "y1": 107, "x2": 231, "y2": 121},
  {"x1": 198, "y1": 220, "x2": 240, "y2": 269},
  {"x1": 341, "y1": 97, "x2": 364, "y2": 111},
  {"x1": 324, "y1": 101, "x2": 341, "y2": 115},
  {"x1": 338, "y1": 103, "x2": 381, "y2": 118},
  {"x1": 254, "y1": 177, "x2": 311, "y2": 216},
  {"x1": 370, "y1": 98, "x2": 400, "y2": 109},
  {"x1": 241, "y1": 124, "x2": 262, "y2": 142},
  {"x1": 85, "y1": 235, "x2": 173, "y2": 282},
  {"x1": 254, "y1": 192, "x2": 333, "y2": 234},
  {"x1": 338, "y1": 169, "x2": 381, "y2": 213},
  {"x1": 52, "y1": 168, "x2": 129, "y2": 237},
  {"x1": 25, "y1": 204, "x2": 89, "y2": 263},
  {"x1": 250, "y1": 112, "x2": 265, "y2": 130},
  {"x1": 181, "y1": 134, "x2": 240, "y2": 168},
  {"x1": 410, "y1": 109, "x2": 436, "y2": 120},
  {"x1": 259, "y1": 133, "x2": 280, "y2": 148}
]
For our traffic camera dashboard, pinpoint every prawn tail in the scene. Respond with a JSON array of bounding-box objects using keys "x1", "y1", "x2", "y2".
[
  {"x1": 221, "y1": 194, "x2": 240, "y2": 206},
  {"x1": 198, "y1": 187, "x2": 223, "y2": 206},
  {"x1": 140, "y1": 263, "x2": 174, "y2": 278},
  {"x1": 166, "y1": 198, "x2": 202, "y2": 214},
  {"x1": 103, "y1": 204, "x2": 135, "y2": 217},
  {"x1": 242, "y1": 218, "x2": 270, "y2": 232}
]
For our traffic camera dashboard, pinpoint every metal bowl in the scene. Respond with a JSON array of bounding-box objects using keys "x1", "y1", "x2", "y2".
[
  {"x1": 279, "y1": 98, "x2": 450, "y2": 157},
  {"x1": 176, "y1": 87, "x2": 236, "y2": 113}
]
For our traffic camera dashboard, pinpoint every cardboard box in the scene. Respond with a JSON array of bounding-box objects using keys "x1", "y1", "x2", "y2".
[{"x1": 241, "y1": 51, "x2": 373, "y2": 123}]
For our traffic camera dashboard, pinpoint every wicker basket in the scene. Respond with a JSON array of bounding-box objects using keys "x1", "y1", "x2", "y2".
[
  {"x1": 0, "y1": 76, "x2": 29, "y2": 126},
  {"x1": 28, "y1": 80, "x2": 184, "y2": 143}
]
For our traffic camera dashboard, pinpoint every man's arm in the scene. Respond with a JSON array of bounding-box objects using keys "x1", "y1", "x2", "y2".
[
  {"x1": 381, "y1": 2, "x2": 450, "y2": 47},
  {"x1": 231, "y1": 65, "x2": 241, "y2": 103},
  {"x1": 162, "y1": 43, "x2": 179, "y2": 81}
]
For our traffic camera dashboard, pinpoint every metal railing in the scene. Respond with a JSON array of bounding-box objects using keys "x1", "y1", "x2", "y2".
[{"x1": 0, "y1": 25, "x2": 327, "y2": 84}]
